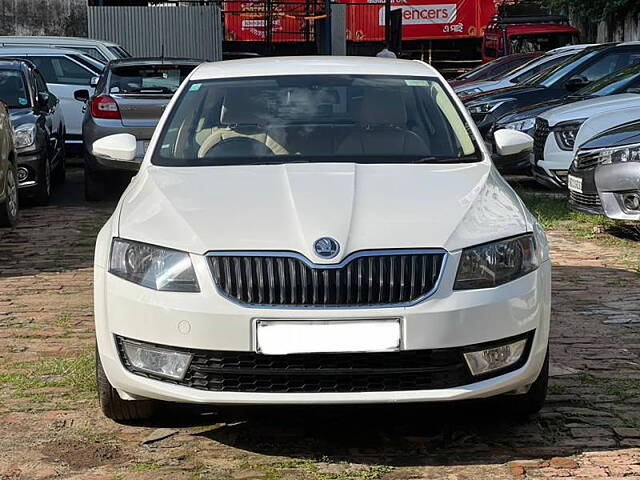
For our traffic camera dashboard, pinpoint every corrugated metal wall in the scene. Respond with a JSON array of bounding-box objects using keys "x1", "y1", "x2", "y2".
[{"x1": 88, "y1": 6, "x2": 222, "y2": 61}]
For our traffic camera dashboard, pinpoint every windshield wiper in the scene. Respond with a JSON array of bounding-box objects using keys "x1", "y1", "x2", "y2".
[{"x1": 412, "y1": 154, "x2": 481, "y2": 164}]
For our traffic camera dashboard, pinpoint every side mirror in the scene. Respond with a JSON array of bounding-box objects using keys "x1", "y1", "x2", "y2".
[
  {"x1": 494, "y1": 129, "x2": 533, "y2": 157},
  {"x1": 565, "y1": 75, "x2": 589, "y2": 92},
  {"x1": 92, "y1": 134, "x2": 137, "y2": 163},
  {"x1": 37, "y1": 92, "x2": 49, "y2": 108},
  {"x1": 74, "y1": 89, "x2": 90, "y2": 102},
  {"x1": 90, "y1": 76, "x2": 100, "y2": 88}
]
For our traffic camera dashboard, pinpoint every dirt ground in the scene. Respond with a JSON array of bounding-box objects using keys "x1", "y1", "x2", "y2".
[{"x1": 1, "y1": 167, "x2": 640, "y2": 480}]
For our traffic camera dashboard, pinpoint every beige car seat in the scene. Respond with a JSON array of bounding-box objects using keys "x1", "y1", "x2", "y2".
[
  {"x1": 197, "y1": 94, "x2": 287, "y2": 158},
  {"x1": 337, "y1": 90, "x2": 428, "y2": 156}
]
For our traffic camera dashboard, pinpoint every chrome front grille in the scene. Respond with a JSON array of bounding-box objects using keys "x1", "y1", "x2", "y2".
[
  {"x1": 569, "y1": 191, "x2": 602, "y2": 211},
  {"x1": 573, "y1": 150, "x2": 600, "y2": 170},
  {"x1": 208, "y1": 250, "x2": 446, "y2": 307},
  {"x1": 533, "y1": 118, "x2": 550, "y2": 162}
]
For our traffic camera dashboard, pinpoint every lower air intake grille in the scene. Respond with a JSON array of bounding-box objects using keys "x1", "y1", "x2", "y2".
[
  {"x1": 533, "y1": 118, "x2": 550, "y2": 162},
  {"x1": 569, "y1": 191, "x2": 603, "y2": 212},
  {"x1": 208, "y1": 251, "x2": 445, "y2": 307},
  {"x1": 116, "y1": 333, "x2": 534, "y2": 393}
]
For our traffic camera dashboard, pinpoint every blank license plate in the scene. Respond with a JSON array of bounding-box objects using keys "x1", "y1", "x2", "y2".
[
  {"x1": 568, "y1": 174, "x2": 583, "y2": 193},
  {"x1": 256, "y1": 320, "x2": 401, "y2": 355}
]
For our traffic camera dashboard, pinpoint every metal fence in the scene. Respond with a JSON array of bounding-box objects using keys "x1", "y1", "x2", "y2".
[{"x1": 88, "y1": 6, "x2": 223, "y2": 61}]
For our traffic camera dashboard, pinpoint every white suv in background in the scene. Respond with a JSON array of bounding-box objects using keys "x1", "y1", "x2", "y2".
[
  {"x1": 91, "y1": 57, "x2": 550, "y2": 422},
  {"x1": 531, "y1": 93, "x2": 640, "y2": 188}
]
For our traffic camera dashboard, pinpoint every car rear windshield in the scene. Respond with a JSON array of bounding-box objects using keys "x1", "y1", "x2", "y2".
[
  {"x1": 0, "y1": 70, "x2": 30, "y2": 108},
  {"x1": 109, "y1": 64, "x2": 196, "y2": 94},
  {"x1": 152, "y1": 74, "x2": 479, "y2": 167}
]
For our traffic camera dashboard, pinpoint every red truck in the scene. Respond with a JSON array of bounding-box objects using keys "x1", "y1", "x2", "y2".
[{"x1": 482, "y1": 2, "x2": 580, "y2": 62}]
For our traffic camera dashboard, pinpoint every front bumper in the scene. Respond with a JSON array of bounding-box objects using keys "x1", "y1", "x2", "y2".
[
  {"x1": 15, "y1": 149, "x2": 46, "y2": 197},
  {"x1": 532, "y1": 134, "x2": 571, "y2": 189},
  {"x1": 95, "y1": 251, "x2": 552, "y2": 405}
]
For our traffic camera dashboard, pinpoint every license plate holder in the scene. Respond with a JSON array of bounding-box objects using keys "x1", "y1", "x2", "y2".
[
  {"x1": 568, "y1": 174, "x2": 583, "y2": 193},
  {"x1": 256, "y1": 319, "x2": 401, "y2": 355}
]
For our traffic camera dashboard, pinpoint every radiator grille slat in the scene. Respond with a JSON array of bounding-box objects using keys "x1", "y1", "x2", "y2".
[
  {"x1": 210, "y1": 251, "x2": 445, "y2": 307},
  {"x1": 533, "y1": 118, "x2": 550, "y2": 162}
]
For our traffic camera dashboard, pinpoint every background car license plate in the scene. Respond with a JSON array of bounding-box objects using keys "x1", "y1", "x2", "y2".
[
  {"x1": 568, "y1": 175, "x2": 583, "y2": 193},
  {"x1": 256, "y1": 320, "x2": 401, "y2": 355}
]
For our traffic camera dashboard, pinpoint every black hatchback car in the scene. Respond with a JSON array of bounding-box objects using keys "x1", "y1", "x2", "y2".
[
  {"x1": 0, "y1": 59, "x2": 65, "y2": 205},
  {"x1": 568, "y1": 120, "x2": 640, "y2": 221},
  {"x1": 464, "y1": 43, "x2": 640, "y2": 139}
]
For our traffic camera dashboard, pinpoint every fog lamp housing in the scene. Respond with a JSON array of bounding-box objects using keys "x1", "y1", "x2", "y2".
[
  {"x1": 464, "y1": 338, "x2": 527, "y2": 376},
  {"x1": 121, "y1": 339, "x2": 192, "y2": 380},
  {"x1": 16, "y1": 167, "x2": 29, "y2": 183},
  {"x1": 622, "y1": 192, "x2": 640, "y2": 212}
]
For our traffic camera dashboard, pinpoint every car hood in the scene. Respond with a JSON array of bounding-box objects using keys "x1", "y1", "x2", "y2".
[
  {"x1": 581, "y1": 120, "x2": 640, "y2": 149},
  {"x1": 540, "y1": 93, "x2": 640, "y2": 126},
  {"x1": 9, "y1": 108, "x2": 35, "y2": 128},
  {"x1": 463, "y1": 84, "x2": 547, "y2": 104},
  {"x1": 117, "y1": 162, "x2": 529, "y2": 258},
  {"x1": 496, "y1": 97, "x2": 573, "y2": 124}
]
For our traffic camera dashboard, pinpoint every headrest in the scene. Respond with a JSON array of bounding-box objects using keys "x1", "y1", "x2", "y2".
[
  {"x1": 220, "y1": 93, "x2": 267, "y2": 126},
  {"x1": 358, "y1": 89, "x2": 407, "y2": 126}
]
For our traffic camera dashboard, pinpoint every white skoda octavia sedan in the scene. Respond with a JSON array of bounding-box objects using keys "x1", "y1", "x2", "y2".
[{"x1": 92, "y1": 57, "x2": 551, "y2": 421}]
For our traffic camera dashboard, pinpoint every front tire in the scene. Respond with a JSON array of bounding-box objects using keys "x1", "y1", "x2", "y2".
[
  {"x1": 509, "y1": 349, "x2": 549, "y2": 417},
  {"x1": 0, "y1": 163, "x2": 18, "y2": 227},
  {"x1": 96, "y1": 346, "x2": 156, "y2": 422}
]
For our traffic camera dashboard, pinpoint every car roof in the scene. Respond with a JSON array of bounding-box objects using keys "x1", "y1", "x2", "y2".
[
  {"x1": 0, "y1": 46, "x2": 87, "y2": 56},
  {"x1": 0, "y1": 36, "x2": 119, "y2": 47},
  {"x1": 109, "y1": 57, "x2": 201, "y2": 67},
  {"x1": 190, "y1": 56, "x2": 438, "y2": 81}
]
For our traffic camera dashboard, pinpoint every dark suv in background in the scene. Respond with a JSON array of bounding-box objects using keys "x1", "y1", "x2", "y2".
[
  {"x1": 0, "y1": 59, "x2": 65, "y2": 205},
  {"x1": 75, "y1": 57, "x2": 200, "y2": 200}
]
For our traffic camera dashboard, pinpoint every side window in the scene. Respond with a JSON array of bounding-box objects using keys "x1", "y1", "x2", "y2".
[
  {"x1": 29, "y1": 56, "x2": 93, "y2": 85},
  {"x1": 577, "y1": 52, "x2": 640, "y2": 83},
  {"x1": 64, "y1": 46, "x2": 108, "y2": 63}
]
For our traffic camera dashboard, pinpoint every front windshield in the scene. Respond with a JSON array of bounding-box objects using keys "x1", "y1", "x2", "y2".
[
  {"x1": 527, "y1": 49, "x2": 602, "y2": 87},
  {"x1": 153, "y1": 75, "x2": 478, "y2": 167},
  {"x1": 509, "y1": 33, "x2": 577, "y2": 55},
  {"x1": 575, "y1": 63, "x2": 640, "y2": 97},
  {"x1": 0, "y1": 70, "x2": 30, "y2": 108}
]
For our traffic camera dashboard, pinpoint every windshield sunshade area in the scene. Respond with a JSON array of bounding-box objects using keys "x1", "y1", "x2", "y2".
[
  {"x1": 153, "y1": 75, "x2": 478, "y2": 166},
  {"x1": 0, "y1": 70, "x2": 29, "y2": 108},
  {"x1": 109, "y1": 64, "x2": 195, "y2": 95}
]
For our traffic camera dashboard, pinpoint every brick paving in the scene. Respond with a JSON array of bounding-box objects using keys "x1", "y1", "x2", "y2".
[{"x1": 0, "y1": 168, "x2": 639, "y2": 479}]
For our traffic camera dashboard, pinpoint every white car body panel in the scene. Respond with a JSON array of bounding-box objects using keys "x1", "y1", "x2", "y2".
[
  {"x1": 539, "y1": 94, "x2": 640, "y2": 175},
  {"x1": 95, "y1": 56, "x2": 551, "y2": 405},
  {"x1": 575, "y1": 106, "x2": 640, "y2": 150}
]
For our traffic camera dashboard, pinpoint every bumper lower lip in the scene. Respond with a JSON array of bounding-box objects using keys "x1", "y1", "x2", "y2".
[{"x1": 532, "y1": 164, "x2": 567, "y2": 189}]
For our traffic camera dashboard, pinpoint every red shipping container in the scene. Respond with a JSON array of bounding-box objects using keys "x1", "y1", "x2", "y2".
[
  {"x1": 346, "y1": 0, "x2": 499, "y2": 41},
  {"x1": 224, "y1": 0, "x2": 499, "y2": 42}
]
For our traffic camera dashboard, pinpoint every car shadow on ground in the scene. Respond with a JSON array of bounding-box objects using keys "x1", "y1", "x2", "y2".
[{"x1": 134, "y1": 399, "x2": 583, "y2": 466}]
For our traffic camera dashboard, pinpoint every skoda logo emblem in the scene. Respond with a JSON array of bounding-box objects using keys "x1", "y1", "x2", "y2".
[{"x1": 314, "y1": 237, "x2": 340, "y2": 259}]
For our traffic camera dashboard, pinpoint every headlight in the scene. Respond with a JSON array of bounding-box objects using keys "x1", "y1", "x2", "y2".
[
  {"x1": 594, "y1": 142, "x2": 640, "y2": 165},
  {"x1": 454, "y1": 234, "x2": 541, "y2": 290},
  {"x1": 109, "y1": 238, "x2": 200, "y2": 292},
  {"x1": 14, "y1": 124, "x2": 36, "y2": 150},
  {"x1": 501, "y1": 117, "x2": 535, "y2": 133},
  {"x1": 466, "y1": 99, "x2": 513, "y2": 116},
  {"x1": 553, "y1": 120, "x2": 585, "y2": 151}
]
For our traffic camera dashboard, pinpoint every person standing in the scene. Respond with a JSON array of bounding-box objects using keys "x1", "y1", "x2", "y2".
[{"x1": 376, "y1": 42, "x2": 397, "y2": 58}]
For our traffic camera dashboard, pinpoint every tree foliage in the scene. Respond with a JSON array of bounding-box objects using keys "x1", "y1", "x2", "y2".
[{"x1": 542, "y1": 0, "x2": 639, "y2": 20}]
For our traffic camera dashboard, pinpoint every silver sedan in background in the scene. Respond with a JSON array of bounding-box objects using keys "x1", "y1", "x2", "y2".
[{"x1": 74, "y1": 57, "x2": 200, "y2": 200}]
